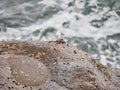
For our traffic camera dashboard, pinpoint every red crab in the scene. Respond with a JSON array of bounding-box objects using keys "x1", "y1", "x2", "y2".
[{"x1": 49, "y1": 39, "x2": 66, "y2": 44}]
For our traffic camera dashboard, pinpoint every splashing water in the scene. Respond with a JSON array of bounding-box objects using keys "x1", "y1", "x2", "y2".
[{"x1": 0, "y1": 0, "x2": 120, "y2": 68}]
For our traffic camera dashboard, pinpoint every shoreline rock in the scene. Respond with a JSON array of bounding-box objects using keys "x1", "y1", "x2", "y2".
[{"x1": 0, "y1": 40, "x2": 120, "y2": 90}]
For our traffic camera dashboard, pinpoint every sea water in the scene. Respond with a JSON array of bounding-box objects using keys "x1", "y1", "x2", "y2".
[{"x1": 0, "y1": 0, "x2": 120, "y2": 68}]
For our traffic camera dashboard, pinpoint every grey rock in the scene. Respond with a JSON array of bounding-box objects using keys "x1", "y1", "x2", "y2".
[{"x1": 0, "y1": 40, "x2": 119, "y2": 90}]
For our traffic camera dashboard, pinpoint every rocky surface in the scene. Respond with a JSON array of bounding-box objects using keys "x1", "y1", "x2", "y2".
[{"x1": 0, "y1": 40, "x2": 120, "y2": 90}]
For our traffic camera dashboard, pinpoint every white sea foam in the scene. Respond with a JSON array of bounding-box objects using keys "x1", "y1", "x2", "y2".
[{"x1": 0, "y1": 0, "x2": 120, "y2": 68}]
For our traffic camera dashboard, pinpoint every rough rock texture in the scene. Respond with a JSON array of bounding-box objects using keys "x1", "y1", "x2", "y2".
[{"x1": 0, "y1": 40, "x2": 120, "y2": 90}]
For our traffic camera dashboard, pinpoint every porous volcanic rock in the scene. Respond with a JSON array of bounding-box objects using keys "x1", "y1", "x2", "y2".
[{"x1": 0, "y1": 40, "x2": 120, "y2": 90}]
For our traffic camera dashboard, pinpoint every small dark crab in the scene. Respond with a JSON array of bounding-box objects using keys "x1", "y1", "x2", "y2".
[{"x1": 49, "y1": 39, "x2": 66, "y2": 44}]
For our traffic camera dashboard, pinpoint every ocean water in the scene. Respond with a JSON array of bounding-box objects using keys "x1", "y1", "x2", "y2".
[{"x1": 0, "y1": 0, "x2": 120, "y2": 68}]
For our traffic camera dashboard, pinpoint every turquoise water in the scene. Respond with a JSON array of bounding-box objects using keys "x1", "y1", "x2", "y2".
[{"x1": 0, "y1": 0, "x2": 120, "y2": 68}]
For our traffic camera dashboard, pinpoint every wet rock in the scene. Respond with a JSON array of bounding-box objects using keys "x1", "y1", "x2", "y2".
[
  {"x1": 0, "y1": 40, "x2": 120, "y2": 90},
  {"x1": 1, "y1": 54, "x2": 49, "y2": 86}
]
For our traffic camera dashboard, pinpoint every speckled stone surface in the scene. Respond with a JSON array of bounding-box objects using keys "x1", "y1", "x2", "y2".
[{"x1": 0, "y1": 40, "x2": 120, "y2": 90}]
